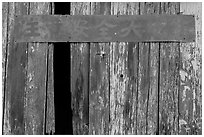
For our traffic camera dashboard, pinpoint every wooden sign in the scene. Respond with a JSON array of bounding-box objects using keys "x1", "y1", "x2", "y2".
[{"x1": 14, "y1": 15, "x2": 195, "y2": 42}]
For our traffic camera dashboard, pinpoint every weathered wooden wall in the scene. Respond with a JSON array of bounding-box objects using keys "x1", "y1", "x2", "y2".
[
  {"x1": 70, "y1": 2, "x2": 202, "y2": 135},
  {"x1": 179, "y1": 3, "x2": 202, "y2": 135},
  {"x1": 2, "y1": 2, "x2": 202, "y2": 135},
  {"x1": 2, "y1": 2, "x2": 55, "y2": 134}
]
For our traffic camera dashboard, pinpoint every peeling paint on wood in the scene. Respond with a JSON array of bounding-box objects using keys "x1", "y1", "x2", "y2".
[
  {"x1": 71, "y1": 2, "x2": 90, "y2": 135},
  {"x1": 159, "y1": 2, "x2": 180, "y2": 135},
  {"x1": 24, "y1": 2, "x2": 51, "y2": 135},
  {"x1": 179, "y1": 2, "x2": 202, "y2": 135},
  {"x1": 89, "y1": 2, "x2": 110, "y2": 135},
  {"x1": 3, "y1": 2, "x2": 29, "y2": 135}
]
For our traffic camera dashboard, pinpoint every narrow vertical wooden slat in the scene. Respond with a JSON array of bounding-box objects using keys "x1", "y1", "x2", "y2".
[
  {"x1": 71, "y1": 2, "x2": 90, "y2": 135},
  {"x1": 145, "y1": 3, "x2": 160, "y2": 135},
  {"x1": 159, "y1": 2, "x2": 180, "y2": 135},
  {"x1": 159, "y1": 43, "x2": 180, "y2": 134},
  {"x1": 2, "y1": 2, "x2": 9, "y2": 113},
  {"x1": 45, "y1": 3, "x2": 55, "y2": 134},
  {"x1": 136, "y1": 3, "x2": 160, "y2": 135},
  {"x1": 109, "y1": 2, "x2": 139, "y2": 135},
  {"x1": 137, "y1": 41, "x2": 149, "y2": 134},
  {"x1": 89, "y1": 43, "x2": 110, "y2": 134},
  {"x1": 46, "y1": 44, "x2": 55, "y2": 134},
  {"x1": 89, "y1": 2, "x2": 110, "y2": 135},
  {"x1": 125, "y1": 42, "x2": 139, "y2": 135},
  {"x1": 148, "y1": 42, "x2": 159, "y2": 135},
  {"x1": 3, "y1": 2, "x2": 29, "y2": 134},
  {"x1": 109, "y1": 42, "x2": 127, "y2": 135},
  {"x1": 2, "y1": 3, "x2": 9, "y2": 133},
  {"x1": 24, "y1": 2, "x2": 51, "y2": 134},
  {"x1": 179, "y1": 2, "x2": 202, "y2": 135},
  {"x1": 136, "y1": 3, "x2": 146, "y2": 134}
]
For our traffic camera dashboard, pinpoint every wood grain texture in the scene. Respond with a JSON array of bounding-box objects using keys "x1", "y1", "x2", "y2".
[
  {"x1": 179, "y1": 2, "x2": 202, "y2": 135},
  {"x1": 3, "y1": 2, "x2": 201, "y2": 135},
  {"x1": 45, "y1": 3, "x2": 55, "y2": 134},
  {"x1": 137, "y1": 3, "x2": 160, "y2": 135},
  {"x1": 137, "y1": 42, "x2": 149, "y2": 134},
  {"x1": 2, "y1": 3, "x2": 9, "y2": 114},
  {"x1": 159, "y1": 2, "x2": 179, "y2": 135},
  {"x1": 148, "y1": 42, "x2": 159, "y2": 135},
  {"x1": 3, "y1": 2, "x2": 29, "y2": 134},
  {"x1": 24, "y1": 3, "x2": 51, "y2": 134},
  {"x1": 71, "y1": 2, "x2": 90, "y2": 135},
  {"x1": 143, "y1": 3, "x2": 160, "y2": 135},
  {"x1": 109, "y1": 3, "x2": 139, "y2": 135},
  {"x1": 135, "y1": 3, "x2": 159, "y2": 135},
  {"x1": 46, "y1": 44, "x2": 55, "y2": 134},
  {"x1": 89, "y1": 2, "x2": 110, "y2": 135}
]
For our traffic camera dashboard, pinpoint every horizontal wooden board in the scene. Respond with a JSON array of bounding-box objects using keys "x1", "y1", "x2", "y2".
[{"x1": 14, "y1": 15, "x2": 195, "y2": 42}]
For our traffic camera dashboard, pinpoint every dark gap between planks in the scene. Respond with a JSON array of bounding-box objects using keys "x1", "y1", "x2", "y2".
[{"x1": 53, "y1": 2, "x2": 73, "y2": 135}]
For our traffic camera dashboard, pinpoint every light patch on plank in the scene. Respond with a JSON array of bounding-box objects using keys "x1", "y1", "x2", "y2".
[{"x1": 180, "y1": 70, "x2": 188, "y2": 81}]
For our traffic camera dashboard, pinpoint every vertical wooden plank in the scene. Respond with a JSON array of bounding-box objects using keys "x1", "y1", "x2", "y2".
[
  {"x1": 145, "y1": 3, "x2": 160, "y2": 135},
  {"x1": 24, "y1": 2, "x2": 51, "y2": 134},
  {"x1": 125, "y1": 42, "x2": 138, "y2": 135},
  {"x1": 109, "y1": 42, "x2": 128, "y2": 135},
  {"x1": 89, "y1": 43, "x2": 110, "y2": 134},
  {"x1": 109, "y1": 2, "x2": 139, "y2": 135},
  {"x1": 45, "y1": 3, "x2": 55, "y2": 134},
  {"x1": 148, "y1": 42, "x2": 159, "y2": 135},
  {"x1": 3, "y1": 2, "x2": 29, "y2": 134},
  {"x1": 2, "y1": 2, "x2": 9, "y2": 112},
  {"x1": 159, "y1": 43, "x2": 180, "y2": 134},
  {"x1": 2, "y1": 3, "x2": 9, "y2": 133},
  {"x1": 159, "y1": 2, "x2": 180, "y2": 135},
  {"x1": 46, "y1": 44, "x2": 55, "y2": 134},
  {"x1": 179, "y1": 2, "x2": 202, "y2": 135},
  {"x1": 136, "y1": 3, "x2": 160, "y2": 135},
  {"x1": 89, "y1": 2, "x2": 110, "y2": 135},
  {"x1": 71, "y1": 2, "x2": 90, "y2": 135},
  {"x1": 137, "y1": 41, "x2": 149, "y2": 134}
]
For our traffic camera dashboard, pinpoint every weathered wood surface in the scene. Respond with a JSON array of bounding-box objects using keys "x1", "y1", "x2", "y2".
[
  {"x1": 137, "y1": 3, "x2": 160, "y2": 135},
  {"x1": 45, "y1": 3, "x2": 55, "y2": 135},
  {"x1": 71, "y1": 2, "x2": 90, "y2": 135},
  {"x1": 2, "y1": 3, "x2": 9, "y2": 117},
  {"x1": 3, "y1": 2, "x2": 29, "y2": 134},
  {"x1": 179, "y1": 3, "x2": 202, "y2": 135},
  {"x1": 2, "y1": 2, "x2": 53, "y2": 135},
  {"x1": 109, "y1": 3, "x2": 139, "y2": 135},
  {"x1": 24, "y1": 3, "x2": 51, "y2": 134},
  {"x1": 46, "y1": 44, "x2": 55, "y2": 134},
  {"x1": 159, "y1": 3, "x2": 180, "y2": 135},
  {"x1": 143, "y1": 3, "x2": 160, "y2": 135},
  {"x1": 89, "y1": 2, "x2": 110, "y2": 135},
  {"x1": 14, "y1": 14, "x2": 195, "y2": 42},
  {"x1": 3, "y1": 2, "x2": 202, "y2": 135}
]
